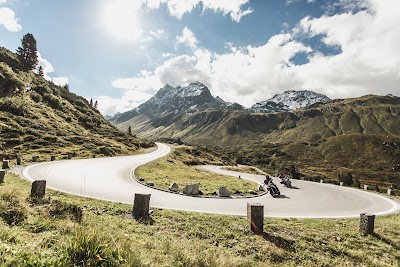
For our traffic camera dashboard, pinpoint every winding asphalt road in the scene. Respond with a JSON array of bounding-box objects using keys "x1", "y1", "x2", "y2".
[{"x1": 22, "y1": 143, "x2": 400, "y2": 218}]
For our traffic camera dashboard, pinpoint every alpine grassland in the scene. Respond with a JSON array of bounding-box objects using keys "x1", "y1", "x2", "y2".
[{"x1": 0, "y1": 172, "x2": 399, "y2": 266}]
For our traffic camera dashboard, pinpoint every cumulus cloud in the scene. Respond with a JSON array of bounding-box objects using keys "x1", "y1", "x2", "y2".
[
  {"x1": 0, "y1": 0, "x2": 8, "y2": 4},
  {"x1": 95, "y1": 90, "x2": 153, "y2": 116},
  {"x1": 176, "y1": 27, "x2": 197, "y2": 48},
  {"x1": 290, "y1": 0, "x2": 400, "y2": 98},
  {"x1": 36, "y1": 52, "x2": 69, "y2": 86},
  {"x1": 143, "y1": 0, "x2": 252, "y2": 22},
  {"x1": 0, "y1": 7, "x2": 22, "y2": 32},
  {"x1": 105, "y1": 0, "x2": 400, "y2": 115}
]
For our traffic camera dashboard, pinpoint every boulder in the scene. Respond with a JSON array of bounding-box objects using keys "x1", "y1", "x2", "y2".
[
  {"x1": 169, "y1": 183, "x2": 179, "y2": 192},
  {"x1": 146, "y1": 182, "x2": 154, "y2": 187},
  {"x1": 182, "y1": 183, "x2": 200, "y2": 195},
  {"x1": 192, "y1": 184, "x2": 199, "y2": 195},
  {"x1": 183, "y1": 184, "x2": 194, "y2": 195},
  {"x1": 217, "y1": 187, "x2": 231, "y2": 197}
]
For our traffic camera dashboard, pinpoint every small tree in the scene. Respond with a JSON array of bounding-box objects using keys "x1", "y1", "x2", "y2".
[
  {"x1": 94, "y1": 100, "x2": 98, "y2": 109},
  {"x1": 128, "y1": 126, "x2": 132, "y2": 134},
  {"x1": 289, "y1": 165, "x2": 300, "y2": 179},
  {"x1": 16, "y1": 33, "x2": 38, "y2": 70},
  {"x1": 353, "y1": 179, "x2": 360, "y2": 188},
  {"x1": 38, "y1": 66, "x2": 44, "y2": 77},
  {"x1": 90, "y1": 99, "x2": 93, "y2": 107},
  {"x1": 338, "y1": 172, "x2": 353, "y2": 186}
]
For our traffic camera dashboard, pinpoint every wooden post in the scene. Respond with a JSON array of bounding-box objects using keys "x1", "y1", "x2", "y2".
[
  {"x1": 364, "y1": 185, "x2": 369, "y2": 191},
  {"x1": 359, "y1": 213, "x2": 375, "y2": 235},
  {"x1": 133, "y1": 194, "x2": 151, "y2": 219},
  {"x1": 50, "y1": 155, "x2": 56, "y2": 161},
  {"x1": 32, "y1": 156, "x2": 38, "y2": 162},
  {"x1": 31, "y1": 180, "x2": 46, "y2": 198},
  {"x1": 67, "y1": 153, "x2": 72, "y2": 159},
  {"x1": 247, "y1": 203, "x2": 264, "y2": 235},
  {"x1": 0, "y1": 170, "x2": 5, "y2": 184},
  {"x1": 16, "y1": 157, "x2": 22, "y2": 165}
]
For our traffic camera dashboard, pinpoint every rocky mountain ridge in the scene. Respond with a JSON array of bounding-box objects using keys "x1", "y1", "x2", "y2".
[
  {"x1": 250, "y1": 90, "x2": 332, "y2": 113},
  {"x1": 110, "y1": 82, "x2": 333, "y2": 124}
]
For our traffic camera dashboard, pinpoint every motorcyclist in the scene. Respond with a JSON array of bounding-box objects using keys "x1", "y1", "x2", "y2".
[{"x1": 264, "y1": 175, "x2": 272, "y2": 186}]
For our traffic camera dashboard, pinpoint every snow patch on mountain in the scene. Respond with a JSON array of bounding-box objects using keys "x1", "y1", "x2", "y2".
[{"x1": 251, "y1": 90, "x2": 331, "y2": 113}]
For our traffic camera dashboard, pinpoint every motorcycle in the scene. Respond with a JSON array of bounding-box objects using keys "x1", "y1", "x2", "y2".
[
  {"x1": 264, "y1": 177, "x2": 280, "y2": 198},
  {"x1": 279, "y1": 175, "x2": 292, "y2": 188}
]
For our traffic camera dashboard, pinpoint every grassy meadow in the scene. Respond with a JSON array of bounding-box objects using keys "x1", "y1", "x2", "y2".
[
  {"x1": 0, "y1": 172, "x2": 399, "y2": 266},
  {"x1": 135, "y1": 146, "x2": 260, "y2": 196}
]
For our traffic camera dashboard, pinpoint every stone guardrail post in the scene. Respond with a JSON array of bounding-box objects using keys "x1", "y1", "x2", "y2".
[
  {"x1": 133, "y1": 194, "x2": 151, "y2": 219},
  {"x1": 16, "y1": 157, "x2": 22, "y2": 165},
  {"x1": 31, "y1": 180, "x2": 46, "y2": 198},
  {"x1": 0, "y1": 170, "x2": 5, "y2": 184},
  {"x1": 359, "y1": 213, "x2": 375, "y2": 235},
  {"x1": 2, "y1": 160, "x2": 9, "y2": 169},
  {"x1": 364, "y1": 185, "x2": 369, "y2": 191},
  {"x1": 247, "y1": 203, "x2": 264, "y2": 235},
  {"x1": 32, "y1": 156, "x2": 38, "y2": 162}
]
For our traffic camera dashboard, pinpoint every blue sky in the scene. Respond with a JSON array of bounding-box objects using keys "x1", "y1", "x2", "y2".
[{"x1": 1, "y1": 0, "x2": 399, "y2": 115}]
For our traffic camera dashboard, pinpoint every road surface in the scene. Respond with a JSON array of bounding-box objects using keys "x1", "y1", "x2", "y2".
[{"x1": 22, "y1": 143, "x2": 400, "y2": 218}]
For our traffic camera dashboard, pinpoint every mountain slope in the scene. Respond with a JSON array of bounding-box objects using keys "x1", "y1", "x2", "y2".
[
  {"x1": 112, "y1": 84, "x2": 400, "y2": 187},
  {"x1": 0, "y1": 47, "x2": 153, "y2": 160}
]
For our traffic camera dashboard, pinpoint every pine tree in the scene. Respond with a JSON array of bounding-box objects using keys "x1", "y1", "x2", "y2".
[
  {"x1": 128, "y1": 126, "x2": 132, "y2": 134},
  {"x1": 16, "y1": 33, "x2": 38, "y2": 70},
  {"x1": 289, "y1": 165, "x2": 300, "y2": 179},
  {"x1": 90, "y1": 99, "x2": 93, "y2": 107},
  {"x1": 94, "y1": 101, "x2": 98, "y2": 109},
  {"x1": 38, "y1": 66, "x2": 44, "y2": 77}
]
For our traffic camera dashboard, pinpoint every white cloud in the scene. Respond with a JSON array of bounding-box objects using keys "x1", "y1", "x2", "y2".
[
  {"x1": 51, "y1": 77, "x2": 69, "y2": 87},
  {"x1": 143, "y1": 0, "x2": 252, "y2": 22},
  {"x1": 36, "y1": 52, "x2": 69, "y2": 87},
  {"x1": 95, "y1": 90, "x2": 153, "y2": 116},
  {"x1": 176, "y1": 27, "x2": 198, "y2": 48},
  {"x1": 0, "y1": 7, "x2": 22, "y2": 32},
  {"x1": 290, "y1": 0, "x2": 400, "y2": 98},
  {"x1": 105, "y1": 0, "x2": 400, "y2": 115},
  {"x1": 162, "y1": 52, "x2": 174, "y2": 58}
]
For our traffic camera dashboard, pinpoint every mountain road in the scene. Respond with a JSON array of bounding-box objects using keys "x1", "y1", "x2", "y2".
[{"x1": 22, "y1": 143, "x2": 400, "y2": 218}]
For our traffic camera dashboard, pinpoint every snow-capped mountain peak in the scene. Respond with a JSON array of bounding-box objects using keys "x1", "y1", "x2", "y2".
[{"x1": 251, "y1": 90, "x2": 331, "y2": 113}]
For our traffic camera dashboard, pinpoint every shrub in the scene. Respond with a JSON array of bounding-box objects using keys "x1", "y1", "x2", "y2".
[
  {"x1": 60, "y1": 228, "x2": 122, "y2": 266},
  {"x1": 0, "y1": 62, "x2": 25, "y2": 97},
  {"x1": 29, "y1": 90, "x2": 42, "y2": 102},
  {"x1": 48, "y1": 200, "x2": 83, "y2": 223},
  {"x1": 353, "y1": 179, "x2": 361, "y2": 188},
  {"x1": 0, "y1": 190, "x2": 27, "y2": 225},
  {"x1": 0, "y1": 97, "x2": 30, "y2": 116}
]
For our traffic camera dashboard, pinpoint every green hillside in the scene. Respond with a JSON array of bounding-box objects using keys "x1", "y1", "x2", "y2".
[
  {"x1": 0, "y1": 47, "x2": 153, "y2": 161},
  {"x1": 116, "y1": 93, "x2": 400, "y2": 189}
]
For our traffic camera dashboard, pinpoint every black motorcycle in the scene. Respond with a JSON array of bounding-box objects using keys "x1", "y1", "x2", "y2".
[
  {"x1": 279, "y1": 176, "x2": 292, "y2": 188},
  {"x1": 264, "y1": 177, "x2": 280, "y2": 198}
]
